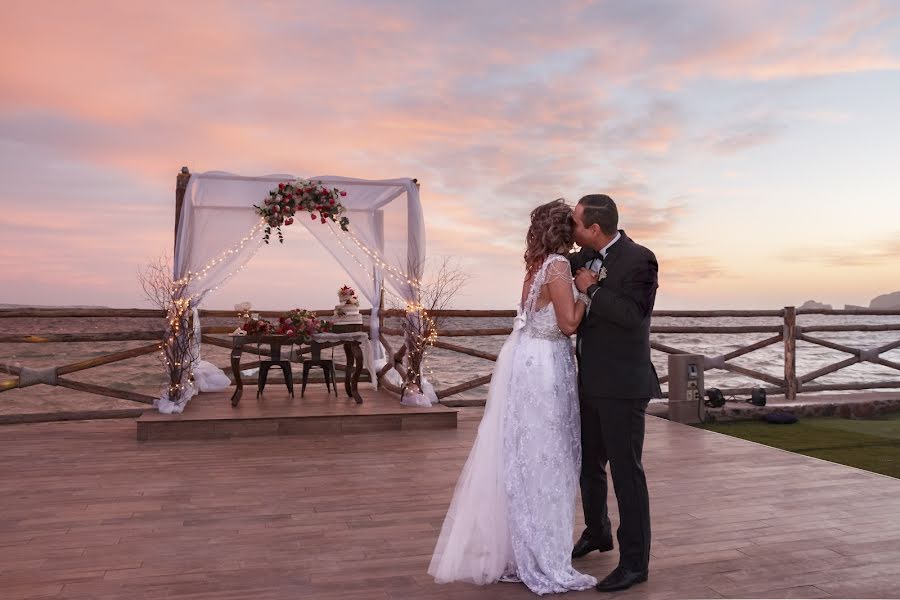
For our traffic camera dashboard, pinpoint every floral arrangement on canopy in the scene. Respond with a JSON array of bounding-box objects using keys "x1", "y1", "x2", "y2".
[{"x1": 254, "y1": 178, "x2": 350, "y2": 244}]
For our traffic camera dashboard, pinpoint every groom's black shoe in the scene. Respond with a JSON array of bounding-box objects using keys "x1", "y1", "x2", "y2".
[
  {"x1": 571, "y1": 532, "x2": 613, "y2": 558},
  {"x1": 594, "y1": 566, "x2": 648, "y2": 592}
]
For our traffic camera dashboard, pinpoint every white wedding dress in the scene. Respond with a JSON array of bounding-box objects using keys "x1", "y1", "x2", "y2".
[{"x1": 428, "y1": 255, "x2": 597, "y2": 595}]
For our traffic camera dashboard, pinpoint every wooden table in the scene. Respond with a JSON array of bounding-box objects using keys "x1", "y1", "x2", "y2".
[{"x1": 230, "y1": 324, "x2": 366, "y2": 407}]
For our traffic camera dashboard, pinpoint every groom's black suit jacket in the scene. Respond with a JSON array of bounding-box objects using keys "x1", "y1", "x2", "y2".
[{"x1": 569, "y1": 231, "x2": 661, "y2": 401}]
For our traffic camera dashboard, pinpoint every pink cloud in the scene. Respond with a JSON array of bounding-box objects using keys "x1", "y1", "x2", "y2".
[{"x1": 779, "y1": 235, "x2": 900, "y2": 268}]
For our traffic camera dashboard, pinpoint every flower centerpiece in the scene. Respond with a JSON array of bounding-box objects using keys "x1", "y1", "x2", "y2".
[
  {"x1": 276, "y1": 309, "x2": 333, "y2": 343},
  {"x1": 240, "y1": 316, "x2": 274, "y2": 336},
  {"x1": 254, "y1": 179, "x2": 351, "y2": 244}
]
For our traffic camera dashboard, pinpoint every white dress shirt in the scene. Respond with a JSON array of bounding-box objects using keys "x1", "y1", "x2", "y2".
[{"x1": 587, "y1": 231, "x2": 621, "y2": 273}]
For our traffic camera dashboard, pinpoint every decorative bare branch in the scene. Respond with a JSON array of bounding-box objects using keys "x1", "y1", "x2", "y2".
[
  {"x1": 138, "y1": 256, "x2": 198, "y2": 405},
  {"x1": 391, "y1": 256, "x2": 471, "y2": 396}
]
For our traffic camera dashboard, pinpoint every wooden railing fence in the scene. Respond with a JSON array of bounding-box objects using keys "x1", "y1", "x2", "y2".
[{"x1": 1, "y1": 307, "x2": 899, "y2": 412}]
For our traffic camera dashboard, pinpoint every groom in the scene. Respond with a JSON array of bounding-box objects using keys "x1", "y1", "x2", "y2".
[{"x1": 568, "y1": 194, "x2": 660, "y2": 592}]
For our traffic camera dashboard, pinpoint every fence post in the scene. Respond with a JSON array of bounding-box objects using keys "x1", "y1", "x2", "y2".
[{"x1": 783, "y1": 306, "x2": 798, "y2": 400}]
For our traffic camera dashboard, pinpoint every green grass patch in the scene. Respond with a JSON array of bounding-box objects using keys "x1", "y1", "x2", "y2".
[{"x1": 698, "y1": 412, "x2": 900, "y2": 479}]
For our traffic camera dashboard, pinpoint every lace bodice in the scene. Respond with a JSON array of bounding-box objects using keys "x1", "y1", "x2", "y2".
[{"x1": 520, "y1": 255, "x2": 574, "y2": 341}]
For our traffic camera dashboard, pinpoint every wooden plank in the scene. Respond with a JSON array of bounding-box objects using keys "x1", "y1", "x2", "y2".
[
  {"x1": 801, "y1": 380, "x2": 900, "y2": 392},
  {"x1": 798, "y1": 356, "x2": 861, "y2": 385},
  {"x1": 0, "y1": 331, "x2": 164, "y2": 343},
  {"x1": 802, "y1": 324, "x2": 900, "y2": 333},
  {"x1": 798, "y1": 332, "x2": 859, "y2": 356},
  {"x1": 720, "y1": 363, "x2": 785, "y2": 387},
  {"x1": 56, "y1": 343, "x2": 161, "y2": 376},
  {"x1": 873, "y1": 357, "x2": 900, "y2": 372},
  {"x1": 724, "y1": 333, "x2": 783, "y2": 362},
  {"x1": 652, "y1": 325, "x2": 783, "y2": 334},
  {"x1": 439, "y1": 398, "x2": 486, "y2": 407},
  {"x1": 200, "y1": 309, "x2": 350, "y2": 318},
  {"x1": 651, "y1": 342, "x2": 689, "y2": 355},
  {"x1": 653, "y1": 309, "x2": 785, "y2": 317},
  {"x1": 0, "y1": 409, "x2": 145, "y2": 424},
  {"x1": 431, "y1": 340, "x2": 498, "y2": 362},
  {"x1": 0, "y1": 308, "x2": 164, "y2": 318},
  {"x1": 54, "y1": 378, "x2": 156, "y2": 404},
  {"x1": 382, "y1": 327, "x2": 514, "y2": 337},
  {"x1": 435, "y1": 374, "x2": 492, "y2": 399}
]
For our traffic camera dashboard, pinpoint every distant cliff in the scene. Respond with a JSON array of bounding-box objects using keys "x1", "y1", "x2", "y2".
[
  {"x1": 870, "y1": 291, "x2": 900, "y2": 310},
  {"x1": 800, "y1": 300, "x2": 833, "y2": 310}
]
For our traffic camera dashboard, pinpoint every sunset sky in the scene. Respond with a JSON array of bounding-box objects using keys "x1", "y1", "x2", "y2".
[{"x1": 1, "y1": 0, "x2": 898, "y2": 310}]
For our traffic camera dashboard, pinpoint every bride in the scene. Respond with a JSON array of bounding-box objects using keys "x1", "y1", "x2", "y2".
[{"x1": 428, "y1": 199, "x2": 597, "y2": 595}]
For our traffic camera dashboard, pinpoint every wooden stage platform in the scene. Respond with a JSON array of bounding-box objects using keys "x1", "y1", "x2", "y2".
[{"x1": 136, "y1": 386, "x2": 457, "y2": 441}]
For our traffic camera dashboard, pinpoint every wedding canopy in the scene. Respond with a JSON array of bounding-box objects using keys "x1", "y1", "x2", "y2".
[{"x1": 162, "y1": 170, "x2": 425, "y2": 413}]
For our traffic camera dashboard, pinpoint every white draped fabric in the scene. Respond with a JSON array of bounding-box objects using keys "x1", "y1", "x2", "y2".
[{"x1": 156, "y1": 171, "x2": 425, "y2": 413}]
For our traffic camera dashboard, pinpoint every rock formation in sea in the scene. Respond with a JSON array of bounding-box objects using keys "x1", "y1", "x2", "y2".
[
  {"x1": 799, "y1": 300, "x2": 833, "y2": 310},
  {"x1": 870, "y1": 291, "x2": 900, "y2": 309}
]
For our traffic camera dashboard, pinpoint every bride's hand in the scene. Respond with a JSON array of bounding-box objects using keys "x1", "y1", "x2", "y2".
[{"x1": 575, "y1": 268, "x2": 599, "y2": 293}]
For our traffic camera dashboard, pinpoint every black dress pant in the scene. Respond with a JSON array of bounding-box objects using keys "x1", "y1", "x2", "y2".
[{"x1": 579, "y1": 395, "x2": 651, "y2": 571}]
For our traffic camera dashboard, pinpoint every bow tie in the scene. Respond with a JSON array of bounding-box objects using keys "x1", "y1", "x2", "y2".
[{"x1": 583, "y1": 249, "x2": 604, "y2": 262}]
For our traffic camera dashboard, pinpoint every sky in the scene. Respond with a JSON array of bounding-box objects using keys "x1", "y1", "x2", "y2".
[{"x1": 1, "y1": 0, "x2": 898, "y2": 310}]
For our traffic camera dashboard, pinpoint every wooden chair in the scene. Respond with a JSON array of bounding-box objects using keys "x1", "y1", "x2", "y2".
[
  {"x1": 301, "y1": 341, "x2": 338, "y2": 397},
  {"x1": 257, "y1": 359, "x2": 294, "y2": 398},
  {"x1": 256, "y1": 338, "x2": 295, "y2": 398}
]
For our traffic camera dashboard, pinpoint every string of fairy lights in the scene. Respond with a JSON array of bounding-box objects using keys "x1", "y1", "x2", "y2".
[
  {"x1": 160, "y1": 202, "x2": 438, "y2": 403},
  {"x1": 328, "y1": 224, "x2": 438, "y2": 388},
  {"x1": 160, "y1": 219, "x2": 266, "y2": 399}
]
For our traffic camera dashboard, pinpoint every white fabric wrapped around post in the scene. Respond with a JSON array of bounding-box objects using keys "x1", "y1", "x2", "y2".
[{"x1": 160, "y1": 171, "x2": 425, "y2": 412}]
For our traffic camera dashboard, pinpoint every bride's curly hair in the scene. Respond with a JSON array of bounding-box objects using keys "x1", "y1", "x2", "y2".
[{"x1": 524, "y1": 199, "x2": 575, "y2": 278}]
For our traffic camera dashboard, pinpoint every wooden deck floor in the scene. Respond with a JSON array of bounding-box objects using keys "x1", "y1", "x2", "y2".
[{"x1": 1, "y1": 409, "x2": 899, "y2": 599}]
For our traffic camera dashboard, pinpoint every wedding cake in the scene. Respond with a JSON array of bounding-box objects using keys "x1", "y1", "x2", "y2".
[{"x1": 333, "y1": 285, "x2": 362, "y2": 324}]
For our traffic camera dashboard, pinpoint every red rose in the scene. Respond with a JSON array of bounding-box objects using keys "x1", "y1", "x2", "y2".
[
  {"x1": 329, "y1": 199, "x2": 335, "y2": 205},
  {"x1": 310, "y1": 213, "x2": 316, "y2": 220},
  {"x1": 285, "y1": 217, "x2": 294, "y2": 225},
  {"x1": 340, "y1": 191, "x2": 347, "y2": 197},
  {"x1": 278, "y1": 183, "x2": 285, "y2": 190}
]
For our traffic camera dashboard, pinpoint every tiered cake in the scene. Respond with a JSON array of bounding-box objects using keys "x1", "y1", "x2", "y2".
[{"x1": 333, "y1": 285, "x2": 362, "y2": 325}]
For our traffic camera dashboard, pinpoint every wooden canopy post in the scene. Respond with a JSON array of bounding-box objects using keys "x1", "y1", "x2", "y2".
[{"x1": 174, "y1": 166, "x2": 191, "y2": 253}]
